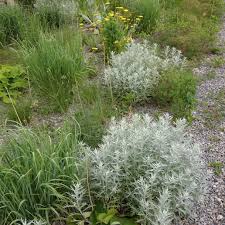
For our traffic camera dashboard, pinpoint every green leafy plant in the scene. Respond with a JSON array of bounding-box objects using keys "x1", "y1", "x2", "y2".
[
  {"x1": 21, "y1": 32, "x2": 88, "y2": 112},
  {"x1": 103, "y1": 18, "x2": 127, "y2": 59},
  {"x1": 0, "y1": 65, "x2": 27, "y2": 104},
  {"x1": 69, "y1": 185, "x2": 137, "y2": 225},
  {"x1": 0, "y1": 124, "x2": 83, "y2": 224},
  {"x1": 153, "y1": 69, "x2": 197, "y2": 121},
  {"x1": 96, "y1": 208, "x2": 118, "y2": 224},
  {"x1": 80, "y1": 6, "x2": 137, "y2": 60},
  {"x1": 0, "y1": 5, "x2": 25, "y2": 46}
]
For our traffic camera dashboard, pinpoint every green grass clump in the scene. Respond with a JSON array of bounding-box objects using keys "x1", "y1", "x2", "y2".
[
  {"x1": 21, "y1": 32, "x2": 88, "y2": 112},
  {"x1": 153, "y1": 69, "x2": 197, "y2": 121},
  {"x1": 0, "y1": 124, "x2": 82, "y2": 223},
  {"x1": 152, "y1": 0, "x2": 224, "y2": 58},
  {"x1": 209, "y1": 161, "x2": 223, "y2": 176},
  {"x1": 132, "y1": 0, "x2": 160, "y2": 32},
  {"x1": 0, "y1": 5, "x2": 25, "y2": 46},
  {"x1": 210, "y1": 56, "x2": 225, "y2": 68},
  {"x1": 73, "y1": 82, "x2": 120, "y2": 148},
  {"x1": 7, "y1": 96, "x2": 32, "y2": 125}
]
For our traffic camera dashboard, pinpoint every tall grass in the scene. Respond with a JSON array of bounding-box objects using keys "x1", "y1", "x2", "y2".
[
  {"x1": 21, "y1": 13, "x2": 43, "y2": 48},
  {"x1": 152, "y1": 0, "x2": 224, "y2": 58},
  {"x1": 0, "y1": 124, "x2": 83, "y2": 224},
  {"x1": 21, "y1": 31, "x2": 88, "y2": 112},
  {"x1": 131, "y1": 0, "x2": 160, "y2": 32},
  {"x1": 73, "y1": 82, "x2": 120, "y2": 148},
  {"x1": 0, "y1": 5, "x2": 25, "y2": 46},
  {"x1": 0, "y1": 5, "x2": 44, "y2": 47}
]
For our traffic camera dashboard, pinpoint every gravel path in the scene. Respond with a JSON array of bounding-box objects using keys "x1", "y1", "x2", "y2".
[{"x1": 185, "y1": 13, "x2": 225, "y2": 225}]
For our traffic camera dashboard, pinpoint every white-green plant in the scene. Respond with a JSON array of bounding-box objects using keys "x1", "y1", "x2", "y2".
[
  {"x1": 34, "y1": 0, "x2": 78, "y2": 23},
  {"x1": 103, "y1": 42, "x2": 186, "y2": 100},
  {"x1": 19, "y1": 220, "x2": 46, "y2": 225},
  {"x1": 88, "y1": 114, "x2": 204, "y2": 225}
]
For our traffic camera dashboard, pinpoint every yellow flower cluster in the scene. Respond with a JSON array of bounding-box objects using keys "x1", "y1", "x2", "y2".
[
  {"x1": 79, "y1": 2, "x2": 143, "y2": 53},
  {"x1": 102, "y1": 6, "x2": 141, "y2": 27}
]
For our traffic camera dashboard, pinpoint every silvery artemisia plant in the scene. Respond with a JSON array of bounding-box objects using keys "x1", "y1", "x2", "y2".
[
  {"x1": 19, "y1": 220, "x2": 46, "y2": 225},
  {"x1": 34, "y1": 0, "x2": 78, "y2": 17},
  {"x1": 88, "y1": 114, "x2": 205, "y2": 225},
  {"x1": 103, "y1": 42, "x2": 186, "y2": 100}
]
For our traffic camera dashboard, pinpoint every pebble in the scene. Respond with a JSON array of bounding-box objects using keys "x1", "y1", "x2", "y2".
[{"x1": 180, "y1": 8, "x2": 225, "y2": 225}]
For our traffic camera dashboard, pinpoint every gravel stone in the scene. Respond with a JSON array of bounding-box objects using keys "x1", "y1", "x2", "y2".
[{"x1": 183, "y1": 13, "x2": 225, "y2": 225}]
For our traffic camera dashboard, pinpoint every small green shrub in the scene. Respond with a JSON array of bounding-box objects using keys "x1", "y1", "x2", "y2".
[
  {"x1": 0, "y1": 124, "x2": 83, "y2": 223},
  {"x1": 0, "y1": 65, "x2": 27, "y2": 104},
  {"x1": 0, "y1": 5, "x2": 25, "y2": 46},
  {"x1": 153, "y1": 69, "x2": 197, "y2": 120},
  {"x1": 21, "y1": 32, "x2": 88, "y2": 112},
  {"x1": 103, "y1": 19, "x2": 126, "y2": 59},
  {"x1": 100, "y1": 8, "x2": 136, "y2": 60}
]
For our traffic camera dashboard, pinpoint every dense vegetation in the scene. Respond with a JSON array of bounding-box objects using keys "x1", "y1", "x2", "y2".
[{"x1": 0, "y1": 0, "x2": 224, "y2": 224}]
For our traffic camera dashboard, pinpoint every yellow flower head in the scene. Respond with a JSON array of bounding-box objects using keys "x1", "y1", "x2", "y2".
[
  {"x1": 91, "y1": 47, "x2": 98, "y2": 51},
  {"x1": 108, "y1": 11, "x2": 114, "y2": 17}
]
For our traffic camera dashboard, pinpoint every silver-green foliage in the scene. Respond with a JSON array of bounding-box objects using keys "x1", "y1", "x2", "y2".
[
  {"x1": 103, "y1": 42, "x2": 186, "y2": 100},
  {"x1": 89, "y1": 114, "x2": 204, "y2": 224},
  {"x1": 19, "y1": 220, "x2": 46, "y2": 225},
  {"x1": 34, "y1": 0, "x2": 78, "y2": 27}
]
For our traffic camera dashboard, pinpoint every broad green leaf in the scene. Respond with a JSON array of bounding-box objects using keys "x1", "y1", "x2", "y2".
[
  {"x1": 83, "y1": 211, "x2": 92, "y2": 218},
  {"x1": 10, "y1": 79, "x2": 27, "y2": 89},
  {"x1": 97, "y1": 212, "x2": 107, "y2": 222},
  {"x1": 111, "y1": 216, "x2": 137, "y2": 225}
]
